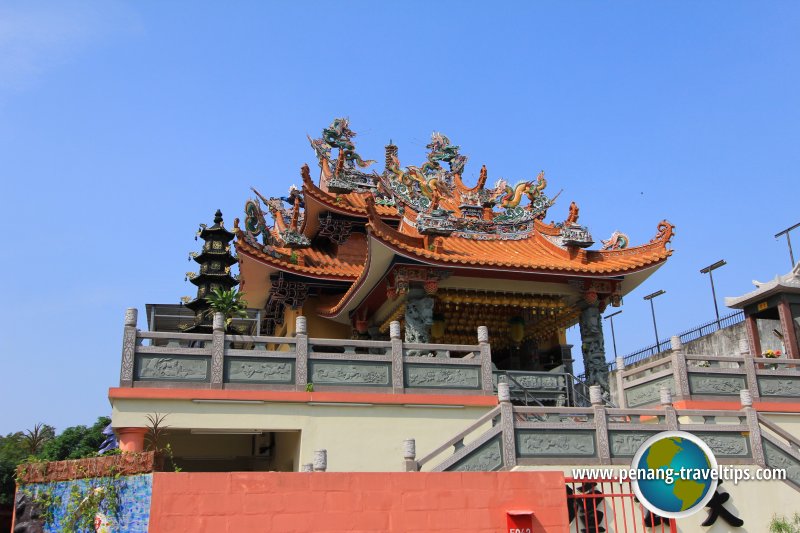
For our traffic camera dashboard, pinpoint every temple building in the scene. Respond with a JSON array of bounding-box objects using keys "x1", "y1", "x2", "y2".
[
  {"x1": 36, "y1": 119, "x2": 800, "y2": 532},
  {"x1": 233, "y1": 118, "x2": 675, "y2": 390}
]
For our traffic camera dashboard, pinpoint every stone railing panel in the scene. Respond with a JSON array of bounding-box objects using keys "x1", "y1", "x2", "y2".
[
  {"x1": 758, "y1": 376, "x2": 800, "y2": 397},
  {"x1": 308, "y1": 360, "x2": 392, "y2": 387},
  {"x1": 688, "y1": 373, "x2": 747, "y2": 396},
  {"x1": 624, "y1": 375, "x2": 675, "y2": 408},
  {"x1": 404, "y1": 363, "x2": 481, "y2": 390},
  {"x1": 695, "y1": 432, "x2": 751, "y2": 458},
  {"x1": 762, "y1": 436, "x2": 800, "y2": 490},
  {"x1": 435, "y1": 426, "x2": 504, "y2": 472},
  {"x1": 225, "y1": 357, "x2": 295, "y2": 384},
  {"x1": 515, "y1": 429, "x2": 596, "y2": 458},
  {"x1": 135, "y1": 353, "x2": 211, "y2": 382}
]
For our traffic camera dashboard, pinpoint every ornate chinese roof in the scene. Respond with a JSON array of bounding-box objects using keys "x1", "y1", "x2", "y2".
[{"x1": 233, "y1": 118, "x2": 675, "y2": 312}]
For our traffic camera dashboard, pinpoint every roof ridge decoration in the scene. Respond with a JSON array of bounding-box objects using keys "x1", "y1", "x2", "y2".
[
  {"x1": 241, "y1": 118, "x2": 675, "y2": 256},
  {"x1": 309, "y1": 118, "x2": 379, "y2": 194},
  {"x1": 243, "y1": 186, "x2": 310, "y2": 250}
]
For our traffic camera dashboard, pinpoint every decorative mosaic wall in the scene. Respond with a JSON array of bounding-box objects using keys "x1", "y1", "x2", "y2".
[{"x1": 20, "y1": 474, "x2": 152, "y2": 532}]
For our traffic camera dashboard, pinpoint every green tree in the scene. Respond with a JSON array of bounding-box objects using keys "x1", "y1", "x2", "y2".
[
  {"x1": 0, "y1": 431, "x2": 27, "y2": 506},
  {"x1": 205, "y1": 287, "x2": 248, "y2": 328},
  {"x1": 39, "y1": 417, "x2": 110, "y2": 462},
  {"x1": 22, "y1": 423, "x2": 55, "y2": 455}
]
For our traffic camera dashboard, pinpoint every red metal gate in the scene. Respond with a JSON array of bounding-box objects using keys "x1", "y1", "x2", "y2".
[{"x1": 565, "y1": 477, "x2": 678, "y2": 533}]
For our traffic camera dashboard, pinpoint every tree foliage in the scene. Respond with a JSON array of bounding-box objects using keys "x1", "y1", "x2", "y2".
[
  {"x1": 205, "y1": 287, "x2": 248, "y2": 327},
  {"x1": 39, "y1": 417, "x2": 110, "y2": 462},
  {"x1": 1, "y1": 417, "x2": 110, "y2": 506}
]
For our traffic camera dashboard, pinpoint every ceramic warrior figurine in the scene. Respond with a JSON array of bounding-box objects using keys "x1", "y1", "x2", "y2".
[{"x1": 404, "y1": 288, "x2": 434, "y2": 354}]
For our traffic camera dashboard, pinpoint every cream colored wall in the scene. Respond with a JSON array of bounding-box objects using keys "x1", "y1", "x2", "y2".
[
  {"x1": 302, "y1": 296, "x2": 352, "y2": 339},
  {"x1": 763, "y1": 413, "x2": 800, "y2": 439},
  {"x1": 515, "y1": 464, "x2": 800, "y2": 532},
  {"x1": 112, "y1": 399, "x2": 492, "y2": 472},
  {"x1": 273, "y1": 431, "x2": 301, "y2": 472}
]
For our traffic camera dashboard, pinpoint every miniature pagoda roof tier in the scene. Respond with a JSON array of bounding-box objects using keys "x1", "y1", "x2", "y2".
[{"x1": 182, "y1": 210, "x2": 239, "y2": 330}]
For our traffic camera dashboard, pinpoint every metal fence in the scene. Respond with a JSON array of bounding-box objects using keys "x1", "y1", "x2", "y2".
[
  {"x1": 611, "y1": 310, "x2": 745, "y2": 370},
  {"x1": 569, "y1": 310, "x2": 749, "y2": 383},
  {"x1": 566, "y1": 478, "x2": 677, "y2": 532}
]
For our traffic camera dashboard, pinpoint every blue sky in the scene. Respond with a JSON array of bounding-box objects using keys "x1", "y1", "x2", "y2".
[{"x1": 1, "y1": 1, "x2": 798, "y2": 434}]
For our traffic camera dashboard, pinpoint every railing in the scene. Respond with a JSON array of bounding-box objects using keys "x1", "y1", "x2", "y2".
[
  {"x1": 408, "y1": 384, "x2": 797, "y2": 483},
  {"x1": 492, "y1": 370, "x2": 572, "y2": 406},
  {"x1": 406, "y1": 405, "x2": 501, "y2": 472},
  {"x1": 576, "y1": 310, "x2": 747, "y2": 382},
  {"x1": 611, "y1": 310, "x2": 745, "y2": 371},
  {"x1": 119, "y1": 308, "x2": 494, "y2": 395},
  {"x1": 614, "y1": 335, "x2": 800, "y2": 409},
  {"x1": 566, "y1": 478, "x2": 677, "y2": 532}
]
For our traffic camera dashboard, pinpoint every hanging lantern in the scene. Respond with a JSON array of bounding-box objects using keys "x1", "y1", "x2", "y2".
[
  {"x1": 509, "y1": 316, "x2": 525, "y2": 344},
  {"x1": 431, "y1": 314, "x2": 446, "y2": 340}
]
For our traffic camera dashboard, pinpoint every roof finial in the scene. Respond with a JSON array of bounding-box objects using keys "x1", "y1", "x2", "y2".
[{"x1": 214, "y1": 209, "x2": 223, "y2": 226}]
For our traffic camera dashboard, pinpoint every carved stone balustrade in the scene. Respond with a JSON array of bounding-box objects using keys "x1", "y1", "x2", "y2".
[{"x1": 120, "y1": 308, "x2": 495, "y2": 395}]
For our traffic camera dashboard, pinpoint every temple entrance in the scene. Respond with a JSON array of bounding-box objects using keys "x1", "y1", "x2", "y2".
[
  {"x1": 163, "y1": 430, "x2": 301, "y2": 472},
  {"x1": 425, "y1": 288, "x2": 577, "y2": 372}
]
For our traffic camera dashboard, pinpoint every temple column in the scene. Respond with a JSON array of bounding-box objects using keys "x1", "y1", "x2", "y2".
[
  {"x1": 404, "y1": 287, "x2": 434, "y2": 346},
  {"x1": 579, "y1": 303, "x2": 609, "y2": 392},
  {"x1": 116, "y1": 428, "x2": 148, "y2": 453},
  {"x1": 778, "y1": 297, "x2": 800, "y2": 359},
  {"x1": 744, "y1": 314, "x2": 762, "y2": 359}
]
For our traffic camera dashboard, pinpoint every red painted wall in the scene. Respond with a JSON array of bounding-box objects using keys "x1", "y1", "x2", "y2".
[{"x1": 150, "y1": 471, "x2": 569, "y2": 532}]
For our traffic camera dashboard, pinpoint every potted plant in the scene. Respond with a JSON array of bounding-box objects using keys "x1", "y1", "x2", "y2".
[{"x1": 205, "y1": 288, "x2": 248, "y2": 333}]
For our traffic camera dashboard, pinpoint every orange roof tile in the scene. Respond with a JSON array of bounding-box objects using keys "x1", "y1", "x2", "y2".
[
  {"x1": 301, "y1": 164, "x2": 399, "y2": 219},
  {"x1": 235, "y1": 232, "x2": 364, "y2": 281},
  {"x1": 364, "y1": 197, "x2": 674, "y2": 275}
]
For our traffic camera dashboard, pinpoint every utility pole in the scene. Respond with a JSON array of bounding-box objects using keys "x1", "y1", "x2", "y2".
[
  {"x1": 700, "y1": 260, "x2": 726, "y2": 327},
  {"x1": 643, "y1": 290, "x2": 666, "y2": 353},
  {"x1": 604, "y1": 310, "x2": 623, "y2": 359},
  {"x1": 775, "y1": 222, "x2": 800, "y2": 268}
]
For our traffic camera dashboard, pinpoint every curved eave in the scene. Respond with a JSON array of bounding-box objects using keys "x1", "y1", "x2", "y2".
[
  {"x1": 235, "y1": 237, "x2": 361, "y2": 282},
  {"x1": 365, "y1": 203, "x2": 674, "y2": 276},
  {"x1": 301, "y1": 163, "x2": 400, "y2": 220},
  {"x1": 316, "y1": 235, "x2": 395, "y2": 322},
  {"x1": 725, "y1": 265, "x2": 800, "y2": 308}
]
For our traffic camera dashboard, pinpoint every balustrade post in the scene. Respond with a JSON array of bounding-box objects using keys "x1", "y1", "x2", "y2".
[
  {"x1": 478, "y1": 326, "x2": 493, "y2": 394},
  {"x1": 740, "y1": 389, "x2": 766, "y2": 467},
  {"x1": 403, "y1": 438, "x2": 418, "y2": 472},
  {"x1": 660, "y1": 386, "x2": 679, "y2": 430},
  {"x1": 670, "y1": 336, "x2": 690, "y2": 401},
  {"x1": 295, "y1": 316, "x2": 308, "y2": 392},
  {"x1": 615, "y1": 357, "x2": 627, "y2": 408},
  {"x1": 590, "y1": 385, "x2": 611, "y2": 464},
  {"x1": 740, "y1": 338, "x2": 760, "y2": 402},
  {"x1": 210, "y1": 312, "x2": 226, "y2": 389},
  {"x1": 498, "y1": 383, "x2": 517, "y2": 469},
  {"x1": 390, "y1": 321, "x2": 404, "y2": 393},
  {"x1": 120, "y1": 308, "x2": 138, "y2": 387}
]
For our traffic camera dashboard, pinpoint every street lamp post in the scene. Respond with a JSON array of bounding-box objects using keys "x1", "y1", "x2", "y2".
[
  {"x1": 775, "y1": 222, "x2": 800, "y2": 268},
  {"x1": 643, "y1": 290, "x2": 666, "y2": 353},
  {"x1": 700, "y1": 259, "x2": 727, "y2": 327},
  {"x1": 604, "y1": 310, "x2": 623, "y2": 359}
]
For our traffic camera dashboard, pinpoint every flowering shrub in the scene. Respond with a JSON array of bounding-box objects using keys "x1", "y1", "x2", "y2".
[{"x1": 763, "y1": 349, "x2": 782, "y2": 359}]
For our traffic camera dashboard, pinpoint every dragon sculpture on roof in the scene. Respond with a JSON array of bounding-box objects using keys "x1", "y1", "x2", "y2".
[{"x1": 420, "y1": 132, "x2": 468, "y2": 176}]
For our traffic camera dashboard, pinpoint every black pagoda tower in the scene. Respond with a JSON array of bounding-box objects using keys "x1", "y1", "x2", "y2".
[{"x1": 183, "y1": 209, "x2": 239, "y2": 333}]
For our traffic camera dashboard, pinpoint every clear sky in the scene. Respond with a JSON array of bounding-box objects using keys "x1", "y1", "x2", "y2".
[{"x1": 1, "y1": 1, "x2": 798, "y2": 434}]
